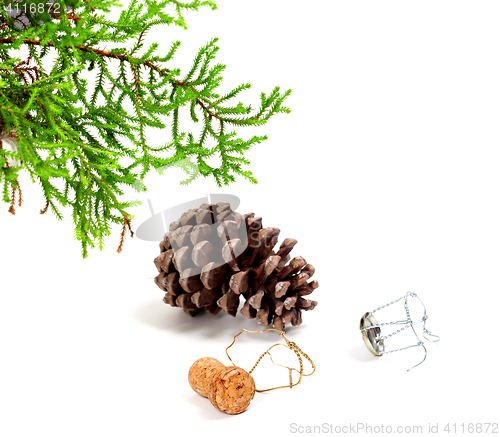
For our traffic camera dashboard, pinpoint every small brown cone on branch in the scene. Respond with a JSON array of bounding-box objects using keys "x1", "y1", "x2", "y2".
[{"x1": 153, "y1": 202, "x2": 319, "y2": 329}]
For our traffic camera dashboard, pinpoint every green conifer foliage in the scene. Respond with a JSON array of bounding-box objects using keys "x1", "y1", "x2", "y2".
[{"x1": 0, "y1": 0, "x2": 290, "y2": 256}]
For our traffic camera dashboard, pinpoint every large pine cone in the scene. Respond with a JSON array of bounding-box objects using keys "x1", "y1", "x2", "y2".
[{"x1": 153, "y1": 202, "x2": 318, "y2": 330}]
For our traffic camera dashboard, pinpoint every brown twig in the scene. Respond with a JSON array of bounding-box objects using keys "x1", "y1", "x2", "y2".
[
  {"x1": 117, "y1": 215, "x2": 134, "y2": 253},
  {"x1": 196, "y1": 97, "x2": 220, "y2": 120},
  {"x1": 7, "y1": 179, "x2": 22, "y2": 214},
  {"x1": 65, "y1": 8, "x2": 83, "y2": 25},
  {"x1": 8, "y1": 185, "x2": 16, "y2": 215},
  {"x1": 126, "y1": 217, "x2": 135, "y2": 238},
  {"x1": 16, "y1": 179, "x2": 22, "y2": 207},
  {"x1": 0, "y1": 46, "x2": 42, "y2": 85},
  {"x1": 82, "y1": 0, "x2": 95, "y2": 13},
  {"x1": 0, "y1": 37, "x2": 173, "y2": 79},
  {"x1": 131, "y1": 63, "x2": 140, "y2": 102},
  {"x1": 40, "y1": 201, "x2": 49, "y2": 215}
]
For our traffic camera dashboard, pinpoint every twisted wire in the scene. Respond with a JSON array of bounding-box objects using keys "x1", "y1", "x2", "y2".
[
  {"x1": 362, "y1": 291, "x2": 440, "y2": 371},
  {"x1": 226, "y1": 328, "x2": 316, "y2": 393}
]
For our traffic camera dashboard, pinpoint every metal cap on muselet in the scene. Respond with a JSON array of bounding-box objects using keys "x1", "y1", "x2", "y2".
[
  {"x1": 360, "y1": 312, "x2": 385, "y2": 356},
  {"x1": 359, "y1": 292, "x2": 440, "y2": 371}
]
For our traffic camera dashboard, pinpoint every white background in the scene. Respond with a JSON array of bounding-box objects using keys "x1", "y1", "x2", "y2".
[{"x1": 1, "y1": 1, "x2": 499, "y2": 436}]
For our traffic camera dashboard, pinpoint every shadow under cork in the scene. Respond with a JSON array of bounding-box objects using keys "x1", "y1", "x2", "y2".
[{"x1": 181, "y1": 388, "x2": 266, "y2": 420}]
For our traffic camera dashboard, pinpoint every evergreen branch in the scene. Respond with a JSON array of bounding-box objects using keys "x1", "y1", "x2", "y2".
[
  {"x1": 0, "y1": 37, "x2": 173, "y2": 77},
  {"x1": 0, "y1": 0, "x2": 291, "y2": 257}
]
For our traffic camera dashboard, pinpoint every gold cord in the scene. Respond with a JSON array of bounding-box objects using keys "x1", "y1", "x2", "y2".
[{"x1": 225, "y1": 328, "x2": 316, "y2": 393}]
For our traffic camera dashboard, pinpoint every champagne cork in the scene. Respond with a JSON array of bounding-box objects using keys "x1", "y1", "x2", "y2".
[
  {"x1": 188, "y1": 358, "x2": 256, "y2": 415},
  {"x1": 188, "y1": 357, "x2": 225, "y2": 398},
  {"x1": 208, "y1": 366, "x2": 255, "y2": 415}
]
